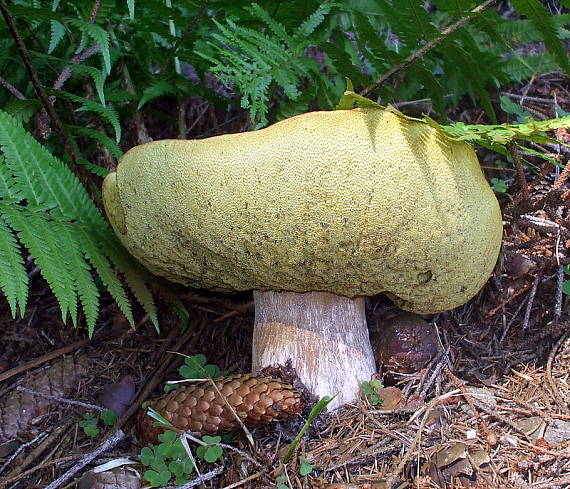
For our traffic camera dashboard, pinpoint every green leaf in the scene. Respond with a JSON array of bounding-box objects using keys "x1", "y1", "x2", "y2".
[
  {"x1": 491, "y1": 177, "x2": 508, "y2": 194},
  {"x1": 100, "y1": 409, "x2": 118, "y2": 426},
  {"x1": 300, "y1": 459, "x2": 313, "y2": 476},
  {"x1": 68, "y1": 20, "x2": 112, "y2": 74},
  {"x1": 158, "y1": 429, "x2": 177, "y2": 444},
  {"x1": 0, "y1": 212, "x2": 28, "y2": 318},
  {"x1": 137, "y1": 79, "x2": 178, "y2": 109},
  {"x1": 52, "y1": 91, "x2": 121, "y2": 142},
  {"x1": 147, "y1": 407, "x2": 174, "y2": 428},
  {"x1": 48, "y1": 20, "x2": 66, "y2": 54},
  {"x1": 204, "y1": 445, "x2": 223, "y2": 462},
  {"x1": 140, "y1": 447, "x2": 156, "y2": 466},
  {"x1": 563, "y1": 281, "x2": 570, "y2": 296}
]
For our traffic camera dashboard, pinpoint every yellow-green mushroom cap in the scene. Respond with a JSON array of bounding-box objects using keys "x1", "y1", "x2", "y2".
[{"x1": 102, "y1": 108, "x2": 502, "y2": 314}]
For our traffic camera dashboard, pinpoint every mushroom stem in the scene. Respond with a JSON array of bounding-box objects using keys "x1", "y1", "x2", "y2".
[{"x1": 252, "y1": 290, "x2": 376, "y2": 409}]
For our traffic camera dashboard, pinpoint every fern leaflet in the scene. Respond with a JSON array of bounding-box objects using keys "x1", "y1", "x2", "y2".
[{"x1": 0, "y1": 210, "x2": 28, "y2": 318}]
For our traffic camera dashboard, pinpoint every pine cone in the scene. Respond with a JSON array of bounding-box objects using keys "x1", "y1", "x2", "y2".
[{"x1": 136, "y1": 374, "x2": 303, "y2": 443}]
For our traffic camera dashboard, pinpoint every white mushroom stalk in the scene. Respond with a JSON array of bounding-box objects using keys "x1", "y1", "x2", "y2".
[{"x1": 252, "y1": 291, "x2": 376, "y2": 409}]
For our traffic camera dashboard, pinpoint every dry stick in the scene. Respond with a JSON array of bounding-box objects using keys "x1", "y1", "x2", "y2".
[
  {"x1": 0, "y1": 455, "x2": 84, "y2": 489},
  {"x1": 522, "y1": 275, "x2": 541, "y2": 329},
  {"x1": 112, "y1": 320, "x2": 204, "y2": 435},
  {"x1": 169, "y1": 466, "x2": 224, "y2": 489},
  {"x1": 16, "y1": 386, "x2": 105, "y2": 411},
  {"x1": 360, "y1": 0, "x2": 497, "y2": 97},
  {"x1": 0, "y1": 432, "x2": 48, "y2": 475},
  {"x1": 0, "y1": 75, "x2": 26, "y2": 99},
  {"x1": 0, "y1": 339, "x2": 89, "y2": 383},
  {"x1": 42, "y1": 429, "x2": 126, "y2": 489},
  {"x1": 0, "y1": 0, "x2": 81, "y2": 175},
  {"x1": 4, "y1": 420, "x2": 75, "y2": 480}
]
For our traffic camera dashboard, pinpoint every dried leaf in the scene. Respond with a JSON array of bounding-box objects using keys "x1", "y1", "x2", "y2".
[
  {"x1": 435, "y1": 442, "x2": 468, "y2": 468},
  {"x1": 100, "y1": 375, "x2": 136, "y2": 416}
]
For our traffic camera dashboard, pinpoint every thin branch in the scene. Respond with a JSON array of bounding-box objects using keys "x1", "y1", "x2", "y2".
[
  {"x1": 169, "y1": 466, "x2": 224, "y2": 489},
  {"x1": 360, "y1": 0, "x2": 497, "y2": 97},
  {"x1": 0, "y1": 75, "x2": 26, "y2": 99},
  {"x1": 16, "y1": 386, "x2": 105, "y2": 412},
  {"x1": 42, "y1": 429, "x2": 126, "y2": 489}
]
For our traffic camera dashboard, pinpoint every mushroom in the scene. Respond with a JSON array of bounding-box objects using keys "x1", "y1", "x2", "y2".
[{"x1": 102, "y1": 108, "x2": 502, "y2": 409}]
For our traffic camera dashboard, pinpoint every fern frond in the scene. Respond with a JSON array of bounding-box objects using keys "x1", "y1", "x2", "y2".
[
  {"x1": 0, "y1": 155, "x2": 23, "y2": 200},
  {"x1": 2, "y1": 206, "x2": 77, "y2": 323},
  {"x1": 77, "y1": 227, "x2": 135, "y2": 327},
  {"x1": 0, "y1": 110, "x2": 102, "y2": 225},
  {"x1": 48, "y1": 20, "x2": 66, "y2": 54},
  {"x1": 510, "y1": 0, "x2": 570, "y2": 74},
  {"x1": 68, "y1": 19, "x2": 111, "y2": 73},
  {"x1": 51, "y1": 90, "x2": 121, "y2": 142},
  {"x1": 60, "y1": 221, "x2": 100, "y2": 334},
  {"x1": 0, "y1": 210, "x2": 28, "y2": 318},
  {"x1": 137, "y1": 79, "x2": 178, "y2": 109},
  {"x1": 198, "y1": 3, "x2": 335, "y2": 127},
  {"x1": 294, "y1": 2, "x2": 337, "y2": 39},
  {"x1": 68, "y1": 125, "x2": 123, "y2": 160},
  {"x1": 98, "y1": 231, "x2": 158, "y2": 331}
]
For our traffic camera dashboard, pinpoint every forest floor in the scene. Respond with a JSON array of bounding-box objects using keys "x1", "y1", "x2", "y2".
[{"x1": 0, "y1": 71, "x2": 570, "y2": 489}]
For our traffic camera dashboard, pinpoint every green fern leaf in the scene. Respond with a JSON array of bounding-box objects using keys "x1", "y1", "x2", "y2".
[
  {"x1": 68, "y1": 64, "x2": 107, "y2": 105},
  {"x1": 3, "y1": 207, "x2": 77, "y2": 323},
  {"x1": 77, "y1": 227, "x2": 135, "y2": 328},
  {"x1": 48, "y1": 20, "x2": 66, "y2": 54},
  {"x1": 510, "y1": 0, "x2": 570, "y2": 74},
  {"x1": 98, "y1": 232, "x2": 159, "y2": 331},
  {"x1": 137, "y1": 79, "x2": 178, "y2": 109},
  {"x1": 68, "y1": 125, "x2": 123, "y2": 160},
  {"x1": 0, "y1": 210, "x2": 28, "y2": 318},
  {"x1": 60, "y1": 221, "x2": 100, "y2": 335},
  {"x1": 246, "y1": 3, "x2": 288, "y2": 41},
  {"x1": 51, "y1": 90, "x2": 121, "y2": 142},
  {"x1": 68, "y1": 20, "x2": 111, "y2": 73},
  {"x1": 0, "y1": 155, "x2": 23, "y2": 200},
  {"x1": 0, "y1": 110, "x2": 102, "y2": 224},
  {"x1": 294, "y1": 2, "x2": 335, "y2": 39}
]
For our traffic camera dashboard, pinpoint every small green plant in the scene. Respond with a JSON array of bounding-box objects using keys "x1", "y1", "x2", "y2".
[
  {"x1": 299, "y1": 458, "x2": 313, "y2": 476},
  {"x1": 140, "y1": 430, "x2": 195, "y2": 487},
  {"x1": 79, "y1": 409, "x2": 118, "y2": 437},
  {"x1": 179, "y1": 354, "x2": 222, "y2": 380},
  {"x1": 196, "y1": 435, "x2": 224, "y2": 463},
  {"x1": 361, "y1": 379, "x2": 384, "y2": 406},
  {"x1": 276, "y1": 474, "x2": 290, "y2": 489},
  {"x1": 163, "y1": 354, "x2": 223, "y2": 393},
  {"x1": 491, "y1": 178, "x2": 508, "y2": 194},
  {"x1": 140, "y1": 430, "x2": 226, "y2": 487}
]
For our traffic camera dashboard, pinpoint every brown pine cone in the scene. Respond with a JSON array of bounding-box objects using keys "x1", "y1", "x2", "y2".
[{"x1": 136, "y1": 374, "x2": 303, "y2": 444}]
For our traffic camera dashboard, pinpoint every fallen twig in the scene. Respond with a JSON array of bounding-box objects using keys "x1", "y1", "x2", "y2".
[{"x1": 42, "y1": 429, "x2": 126, "y2": 489}]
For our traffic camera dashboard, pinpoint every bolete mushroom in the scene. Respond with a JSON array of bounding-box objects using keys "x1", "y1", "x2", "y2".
[{"x1": 102, "y1": 108, "x2": 502, "y2": 409}]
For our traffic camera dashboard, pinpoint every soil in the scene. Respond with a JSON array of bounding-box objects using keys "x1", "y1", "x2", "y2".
[{"x1": 1, "y1": 71, "x2": 570, "y2": 489}]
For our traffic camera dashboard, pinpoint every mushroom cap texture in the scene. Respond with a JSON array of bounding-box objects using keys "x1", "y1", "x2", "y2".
[{"x1": 102, "y1": 108, "x2": 502, "y2": 313}]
